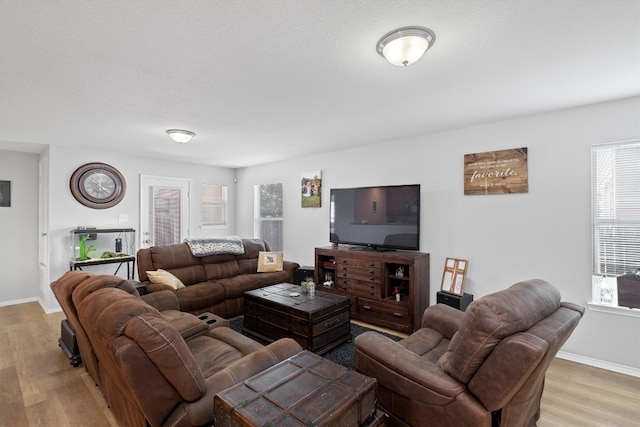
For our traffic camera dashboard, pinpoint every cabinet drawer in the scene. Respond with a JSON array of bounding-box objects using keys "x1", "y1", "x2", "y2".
[
  {"x1": 335, "y1": 279, "x2": 380, "y2": 298},
  {"x1": 338, "y1": 258, "x2": 381, "y2": 269},
  {"x1": 290, "y1": 310, "x2": 350, "y2": 337},
  {"x1": 337, "y1": 266, "x2": 382, "y2": 282},
  {"x1": 357, "y1": 298, "x2": 411, "y2": 330}
]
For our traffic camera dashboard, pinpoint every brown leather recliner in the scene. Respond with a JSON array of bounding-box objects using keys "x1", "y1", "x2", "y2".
[
  {"x1": 51, "y1": 271, "x2": 209, "y2": 387},
  {"x1": 354, "y1": 279, "x2": 585, "y2": 427},
  {"x1": 77, "y1": 287, "x2": 303, "y2": 427}
]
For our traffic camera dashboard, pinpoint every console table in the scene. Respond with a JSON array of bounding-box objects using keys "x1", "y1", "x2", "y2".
[{"x1": 315, "y1": 246, "x2": 429, "y2": 333}]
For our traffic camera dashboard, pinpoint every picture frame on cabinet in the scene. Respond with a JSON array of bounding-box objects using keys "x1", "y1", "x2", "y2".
[{"x1": 440, "y1": 257, "x2": 469, "y2": 295}]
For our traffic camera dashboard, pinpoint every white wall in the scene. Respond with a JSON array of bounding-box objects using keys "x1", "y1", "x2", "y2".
[
  {"x1": 0, "y1": 151, "x2": 39, "y2": 304},
  {"x1": 236, "y1": 97, "x2": 640, "y2": 371},
  {"x1": 40, "y1": 145, "x2": 237, "y2": 312}
]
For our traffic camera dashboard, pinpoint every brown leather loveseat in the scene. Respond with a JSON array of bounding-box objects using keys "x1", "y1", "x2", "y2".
[
  {"x1": 137, "y1": 239, "x2": 299, "y2": 316},
  {"x1": 354, "y1": 279, "x2": 585, "y2": 427}
]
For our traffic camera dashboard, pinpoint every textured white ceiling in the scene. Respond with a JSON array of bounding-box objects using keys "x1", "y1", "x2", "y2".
[{"x1": 1, "y1": 1, "x2": 638, "y2": 167}]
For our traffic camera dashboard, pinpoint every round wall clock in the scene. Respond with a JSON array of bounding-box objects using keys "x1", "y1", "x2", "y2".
[{"x1": 70, "y1": 162, "x2": 126, "y2": 209}]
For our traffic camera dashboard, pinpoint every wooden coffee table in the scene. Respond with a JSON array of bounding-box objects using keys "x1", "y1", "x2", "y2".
[
  {"x1": 243, "y1": 283, "x2": 351, "y2": 354},
  {"x1": 214, "y1": 350, "x2": 385, "y2": 426}
]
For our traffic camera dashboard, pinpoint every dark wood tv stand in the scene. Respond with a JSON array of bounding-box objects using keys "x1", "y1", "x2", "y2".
[{"x1": 315, "y1": 246, "x2": 429, "y2": 333}]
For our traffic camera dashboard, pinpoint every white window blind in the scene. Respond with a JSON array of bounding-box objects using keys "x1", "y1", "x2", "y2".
[
  {"x1": 592, "y1": 140, "x2": 640, "y2": 276},
  {"x1": 153, "y1": 187, "x2": 181, "y2": 245},
  {"x1": 202, "y1": 184, "x2": 227, "y2": 227}
]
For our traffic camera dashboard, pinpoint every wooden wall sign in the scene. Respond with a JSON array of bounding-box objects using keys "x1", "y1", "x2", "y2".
[{"x1": 464, "y1": 147, "x2": 528, "y2": 195}]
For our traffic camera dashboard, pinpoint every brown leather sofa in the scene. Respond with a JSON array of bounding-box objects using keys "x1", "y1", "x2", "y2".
[
  {"x1": 137, "y1": 239, "x2": 299, "y2": 316},
  {"x1": 77, "y1": 287, "x2": 302, "y2": 427},
  {"x1": 53, "y1": 271, "x2": 303, "y2": 427},
  {"x1": 51, "y1": 270, "x2": 208, "y2": 388},
  {"x1": 354, "y1": 279, "x2": 585, "y2": 427}
]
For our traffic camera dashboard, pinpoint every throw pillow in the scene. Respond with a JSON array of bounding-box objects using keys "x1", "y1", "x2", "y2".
[
  {"x1": 146, "y1": 269, "x2": 185, "y2": 290},
  {"x1": 257, "y1": 251, "x2": 283, "y2": 272}
]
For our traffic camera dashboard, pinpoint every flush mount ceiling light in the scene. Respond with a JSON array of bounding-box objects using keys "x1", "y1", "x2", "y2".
[
  {"x1": 376, "y1": 26, "x2": 436, "y2": 67},
  {"x1": 166, "y1": 129, "x2": 195, "y2": 144}
]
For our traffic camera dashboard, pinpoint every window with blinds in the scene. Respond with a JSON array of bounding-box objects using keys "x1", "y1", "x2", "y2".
[
  {"x1": 254, "y1": 183, "x2": 283, "y2": 251},
  {"x1": 201, "y1": 184, "x2": 227, "y2": 227},
  {"x1": 592, "y1": 140, "x2": 640, "y2": 277},
  {"x1": 153, "y1": 187, "x2": 181, "y2": 245}
]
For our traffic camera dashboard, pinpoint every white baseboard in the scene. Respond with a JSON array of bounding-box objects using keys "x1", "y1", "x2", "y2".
[
  {"x1": 38, "y1": 298, "x2": 62, "y2": 314},
  {"x1": 0, "y1": 297, "x2": 39, "y2": 308},
  {"x1": 557, "y1": 350, "x2": 640, "y2": 378}
]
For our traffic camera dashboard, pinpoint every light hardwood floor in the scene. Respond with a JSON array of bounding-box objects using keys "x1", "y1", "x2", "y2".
[{"x1": 1, "y1": 302, "x2": 638, "y2": 426}]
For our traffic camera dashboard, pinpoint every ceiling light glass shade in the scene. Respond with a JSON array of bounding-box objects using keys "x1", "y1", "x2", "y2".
[
  {"x1": 377, "y1": 27, "x2": 436, "y2": 66},
  {"x1": 166, "y1": 129, "x2": 195, "y2": 144}
]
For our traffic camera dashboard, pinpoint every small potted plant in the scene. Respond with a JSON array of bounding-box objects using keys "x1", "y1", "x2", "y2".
[{"x1": 301, "y1": 277, "x2": 315, "y2": 295}]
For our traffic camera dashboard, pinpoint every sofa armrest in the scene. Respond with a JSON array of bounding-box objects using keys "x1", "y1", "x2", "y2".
[
  {"x1": 354, "y1": 331, "x2": 464, "y2": 401},
  {"x1": 140, "y1": 289, "x2": 180, "y2": 311},
  {"x1": 422, "y1": 303, "x2": 465, "y2": 339},
  {"x1": 468, "y1": 332, "x2": 548, "y2": 411},
  {"x1": 145, "y1": 281, "x2": 177, "y2": 294},
  {"x1": 161, "y1": 310, "x2": 210, "y2": 340},
  {"x1": 283, "y1": 260, "x2": 300, "y2": 283},
  {"x1": 207, "y1": 338, "x2": 303, "y2": 395}
]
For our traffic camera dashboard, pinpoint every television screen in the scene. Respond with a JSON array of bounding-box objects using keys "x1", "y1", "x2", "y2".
[{"x1": 330, "y1": 184, "x2": 420, "y2": 250}]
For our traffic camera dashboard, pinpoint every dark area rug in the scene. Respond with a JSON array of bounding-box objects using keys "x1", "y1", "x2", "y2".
[{"x1": 229, "y1": 318, "x2": 402, "y2": 370}]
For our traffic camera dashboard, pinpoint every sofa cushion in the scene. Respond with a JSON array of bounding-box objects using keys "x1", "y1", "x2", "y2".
[
  {"x1": 165, "y1": 265, "x2": 208, "y2": 287},
  {"x1": 188, "y1": 327, "x2": 264, "y2": 378},
  {"x1": 221, "y1": 272, "x2": 292, "y2": 299},
  {"x1": 146, "y1": 269, "x2": 186, "y2": 290},
  {"x1": 176, "y1": 282, "x2": 226, "y2": 312},
  {"x1": 238, "y1": 258, "x2": 259, "y2": 275},
  {"x1": 125, "y1": 313, "x2": 207, "y2": 401},
  {"x1": 149, "y1": 243, "x2": 200, "y2": 270},
  {"x1": 203, "y1": 260, "x2": 241, "y2": 280}
]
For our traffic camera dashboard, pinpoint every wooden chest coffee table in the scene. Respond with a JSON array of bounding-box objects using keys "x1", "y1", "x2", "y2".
[
  {"x1": 214, "y1": 350, "x2": 385, "y2": 426},
  {"x1": 243, "y1": 283, "x2": 351, "y2": 354}
]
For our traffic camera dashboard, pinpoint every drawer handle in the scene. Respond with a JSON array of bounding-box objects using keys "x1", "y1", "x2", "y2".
[
  {"x1": 393, "y1": 312, "x2": 403, "y2": 318},
  {"x1": 363, "y1": 305, "x2": 372, "y2": 311},
  {"x1": 324, "y1": 318, "x2": 340, "y2": 328},
  {"x1": 369, "y1": 284, "x2": 374, "y2": 288}
]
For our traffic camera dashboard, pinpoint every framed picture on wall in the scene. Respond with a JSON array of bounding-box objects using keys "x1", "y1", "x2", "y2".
[
  {"x1": 0, "y1": 181, "x2": 11, "y2": 207},
  {"x1": 301, "y1": 170, "x2": 322, "y2": 208},
  {"x1": 440, "y1": 257, "x2": 469, "y2": 295}
]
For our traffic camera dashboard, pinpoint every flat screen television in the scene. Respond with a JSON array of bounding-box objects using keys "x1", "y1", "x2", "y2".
[{"x1": 330, "y1": 184, "x2": 420, "y2": 251}]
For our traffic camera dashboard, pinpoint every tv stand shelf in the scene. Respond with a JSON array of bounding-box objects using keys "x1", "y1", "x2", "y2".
[{"x1": 315, "y1": 246, "x2": 429, "y2": 333}]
